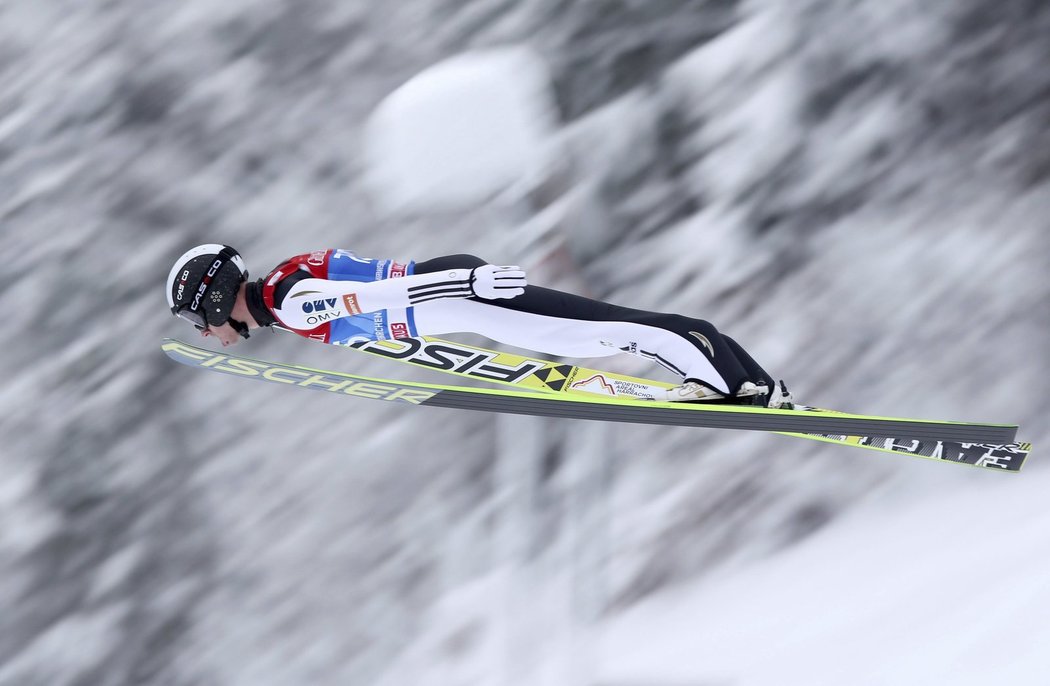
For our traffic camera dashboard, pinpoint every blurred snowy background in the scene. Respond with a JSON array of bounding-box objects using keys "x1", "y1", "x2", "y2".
[{"x1": 2, "y1": 0, "x2": 1049, "y2": 684}]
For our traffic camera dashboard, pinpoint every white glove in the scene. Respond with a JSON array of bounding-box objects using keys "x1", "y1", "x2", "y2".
[{"x1": 469, "y1": 265, "x2": 527, "y2": 300}]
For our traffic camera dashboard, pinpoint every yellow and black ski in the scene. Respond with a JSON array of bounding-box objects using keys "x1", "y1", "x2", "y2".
[{"x1": 162, "y1": 337, "x2": 1030, "y2": 471}]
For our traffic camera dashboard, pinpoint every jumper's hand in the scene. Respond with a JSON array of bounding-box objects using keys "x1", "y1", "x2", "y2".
[{"x1": 470, "y1": 265, "x2": 527, "y2": 300}]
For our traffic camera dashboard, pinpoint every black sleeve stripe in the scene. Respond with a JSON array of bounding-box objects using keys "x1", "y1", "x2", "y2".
[
  {"x1": 406, "y1": 279, "x2": 469, "y2": 294},
  {"x1": 410, "y1": 293, "x2": 472, "y2": 305},
  {"x1": 407, "y1": 285, "x2": 473, "y2": 304},
  {"x1": 408, "y1": 284, "x2": 472, "y2": 297}
]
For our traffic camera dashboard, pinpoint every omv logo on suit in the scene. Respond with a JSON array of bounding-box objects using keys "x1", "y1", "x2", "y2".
[
  {"x1": 302, "y1": 297, "x2": 342, "y2": 325},
  {"x1": 302, "y1": 298, "x2": 338, "y2": 313}
]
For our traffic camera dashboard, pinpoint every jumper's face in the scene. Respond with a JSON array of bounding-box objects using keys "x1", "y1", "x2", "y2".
[{"x1": 199, "y1": 322, "x2": 243, "y2": 347}]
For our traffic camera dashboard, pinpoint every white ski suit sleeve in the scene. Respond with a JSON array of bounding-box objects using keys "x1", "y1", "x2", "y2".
[{"x1": 273, "y1": 265, "x2": 526, "y2": 330}]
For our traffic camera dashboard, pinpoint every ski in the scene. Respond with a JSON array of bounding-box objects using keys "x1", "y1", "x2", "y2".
[
  {"x1": 341, "y1": 337, "x2": 1030, "y2": 472},
  {"x1": 162, "y1": 339, "x2": 1024, "y2": 465}
]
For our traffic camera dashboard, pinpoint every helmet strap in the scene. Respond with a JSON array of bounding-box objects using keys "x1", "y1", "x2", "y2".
[{"x1": 228, "y1": 317, "x2": 251, "y2": 340}]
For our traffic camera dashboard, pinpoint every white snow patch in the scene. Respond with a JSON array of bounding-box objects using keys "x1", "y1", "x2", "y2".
[
  {"x1": 596, "y1": 466, "x2": 1050, "y2": 686},
  {"x1": 371, "y1": 465, "x2": 1050, "y2": 686},
  {"x1": 363, "y1": 47, "x2": 558, "y2": 214}
]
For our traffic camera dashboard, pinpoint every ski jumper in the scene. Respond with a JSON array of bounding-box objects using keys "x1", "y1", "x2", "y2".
[{"x1": 249, "y1": 250, "x2": 774, "y2": 396}]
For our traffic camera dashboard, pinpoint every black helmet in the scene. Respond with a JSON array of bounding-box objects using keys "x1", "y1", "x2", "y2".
[{"x1": 166, "y1": 244, "x2": 249, "y2": 332}]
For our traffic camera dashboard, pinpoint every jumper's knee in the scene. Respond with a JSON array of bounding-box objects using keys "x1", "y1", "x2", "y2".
[
  {"x1": 446, "y1": 254, "x2": 487, "y2": 269},
  {"x1": 415, "y1": 254, "x2": 487, "y2": 273}
]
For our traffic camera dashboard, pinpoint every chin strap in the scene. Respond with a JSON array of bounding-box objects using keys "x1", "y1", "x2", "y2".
[{"x1": 228, "y1": 317, "x2": 251, "y2": 339}]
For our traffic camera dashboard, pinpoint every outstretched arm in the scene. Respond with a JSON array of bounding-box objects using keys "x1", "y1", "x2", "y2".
[{"x1": 273, "y1": 265, "x2": 527, "y2": 329}]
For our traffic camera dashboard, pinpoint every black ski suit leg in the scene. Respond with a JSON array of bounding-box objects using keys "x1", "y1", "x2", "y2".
[
  {"x1": 721, "y1": 335, "x2": 775, "y2": 396},
  {"x1": 415, "y1": 254, "x2": 488, "y2": 273}
]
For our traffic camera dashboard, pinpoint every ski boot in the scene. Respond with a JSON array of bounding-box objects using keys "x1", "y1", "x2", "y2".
[
  {"x1": 665, "y1": 380, "x2": 768, "y2": 403},
  {"x1": 765, "y1": 380, "x2": 794, "y2": 410}
]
